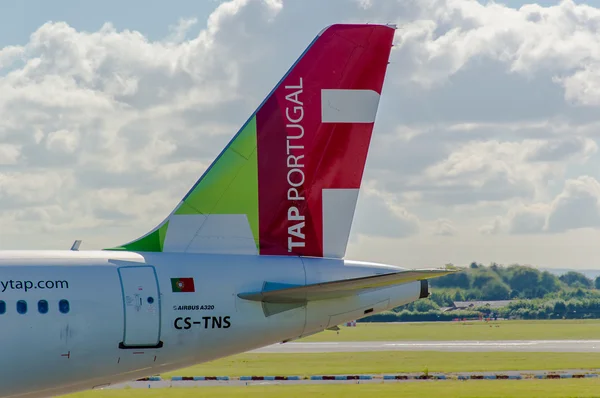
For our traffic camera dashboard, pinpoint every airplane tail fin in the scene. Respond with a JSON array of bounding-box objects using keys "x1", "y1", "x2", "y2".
[{"x1": 108, "y1": 24, "x2": 396, "y2": 258}]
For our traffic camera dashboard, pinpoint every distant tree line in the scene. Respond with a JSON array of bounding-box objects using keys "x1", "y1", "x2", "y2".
[{"x1": 360, "y1": 263, "x2": 600, "y2": 322}]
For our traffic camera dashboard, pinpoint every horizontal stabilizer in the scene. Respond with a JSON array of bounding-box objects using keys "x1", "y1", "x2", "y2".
[{"x1": 238, "y1": 269, "x2": 457, "y2": 304}]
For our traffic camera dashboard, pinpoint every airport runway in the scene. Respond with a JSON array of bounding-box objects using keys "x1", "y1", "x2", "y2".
[
  {"x1": 250, "y1": 340, "x2": 600, "y2": 353},
  {"x1": 104, "y1": 341, "x2": 600, "y2": 389}
]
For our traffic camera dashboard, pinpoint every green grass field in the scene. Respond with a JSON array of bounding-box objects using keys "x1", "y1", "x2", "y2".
[
  {"x1": 61, "y1": 320, "x2": 600, "y2": 397},
  {"x1": 157, "y1": 320, "x2": 600, "y2": 377},
  {"x1": 65, "y1": 380, "x2": 600, "y2": 398},
  {"x1": 161, "y1": 351, "x2": 600, "y2": 377},
  {"x1": 300, "y1": 320, "x2": 600, "y2": 341}
]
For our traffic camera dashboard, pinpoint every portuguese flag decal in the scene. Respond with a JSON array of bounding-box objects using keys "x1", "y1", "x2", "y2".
[{"x1": 171, "y1": 277, "x2": 195, "y2": 293}]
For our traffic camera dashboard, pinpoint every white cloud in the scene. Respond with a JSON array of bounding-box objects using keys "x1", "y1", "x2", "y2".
[
  {"x1": 356, "y1": 0, "x2": 373, "y2": 9},
  {"x1": 367, "y1": 119, "x2": 600, "y2": 214},
  {"x1": 479, "y1": 217, "x2": 503, "y2": 236},
  {"x1": 547, "y1": 176, "x2": 600, "y2": 232},
  {"x1": 558, "y1": 66, "x2": 600, "y2": 107},
  {"x1": 0, "y1": 46, "x2": 24, "y2": 70},
  {"x1": 0, "y1": 0, "x2": 284, "y2": 248},
  {"x1": 0, "y1": 144, "x2": 21, "y2": 165},
  {"x1": 0, "y1": 171, "x2": 74, "y2": 206},
  {"x1": 385, "y1": 0, "x2": 600, "y2": 101},
  {"x1": 433, "y1": 218, "x2": 457, "y2": 236},
  {"x1": 46, "y1": 129, "x2": 79, "y2": 154},
  {"x1": 353, "y1": 188, "x2": 420, "y2": 239},
  {"x1": 412, "y1": 139, "x2": 563, "y2": 205},
  {"x1": 526, "y1": 136, "x2": 597, "y2": 162},
  {"x1": 496, "y1": 176, "x2": 600, "y2": 235},
  {"x1": 507, "y1": 204, "x2": 548, "y2": 234},
  {"x1": 166, "y1": 18, "x2": 199, "y2": 44}
]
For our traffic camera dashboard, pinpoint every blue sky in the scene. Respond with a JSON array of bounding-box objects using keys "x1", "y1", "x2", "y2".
[
  {"x1": 0, "y1": 0, "x2": 218, "y2": 47},
  {"x1": 1, "y1": 0, "x2": 595, "y2": 47}
]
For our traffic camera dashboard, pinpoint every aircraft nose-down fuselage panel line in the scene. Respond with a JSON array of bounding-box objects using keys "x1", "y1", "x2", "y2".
[{"x1": 0, "y1": 24, "x2": 456, "y2": 397}]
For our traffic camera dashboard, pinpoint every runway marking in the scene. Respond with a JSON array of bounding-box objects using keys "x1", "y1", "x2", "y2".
[
  {"x1": 106, "y1": 372, "x2": 600, "y2": 389},
  {"x1": 250, "y1": 340, "x2": 600, "y2": 353}
]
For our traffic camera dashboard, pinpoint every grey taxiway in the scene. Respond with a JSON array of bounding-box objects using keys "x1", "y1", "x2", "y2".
[{"x1": 250, "y1": 340, "x2": 600, "y2": 353}]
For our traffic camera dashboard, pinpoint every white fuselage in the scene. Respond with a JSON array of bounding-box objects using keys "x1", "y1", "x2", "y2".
[{"x1": 0, "y1": 251, "x2": 421, "y2": 398}]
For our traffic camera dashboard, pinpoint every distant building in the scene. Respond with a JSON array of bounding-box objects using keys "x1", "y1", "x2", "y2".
[{"x1": 442, "y1": 300, "x2": 514, "y2": 312}]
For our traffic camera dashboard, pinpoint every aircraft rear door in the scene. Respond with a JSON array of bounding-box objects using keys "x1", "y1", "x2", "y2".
[{"x1": 118, "y1": 266, "x2": 163, "y2": 349}]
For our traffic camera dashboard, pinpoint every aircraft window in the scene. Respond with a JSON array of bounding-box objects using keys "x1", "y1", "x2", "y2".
[
  {"x1": 16, "y1": 300, "x2": 27, "y2": 314},
  {"x1": 38, "y1": 300, "x2": 49, "y2": 314},
  {"x1": 147, "y1": 296, "x2": 155, "y2": 304},
  {"x1": 59, "y1": 299, "x2": 70, "y2": 314},
  {"x1": 0, "y1": 300, "x2": 5, "y2": 314}
]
